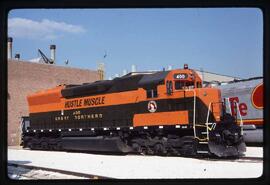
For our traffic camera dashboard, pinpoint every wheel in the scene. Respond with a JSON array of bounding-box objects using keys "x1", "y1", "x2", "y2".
[
  {"x1": 146, "y1": 147, "x2": 154, "y2": 155},
  {"x1": 26, "y1": 142, "x2": 34, "y2": 150},
  {"x1": 182, "y1": 141, "x2": 197, "y2": 156},
  {"x1": 55, "y1": 141, "x2": 62, "y2": 151},
  {"x1": 131, "y1": 142, "x2": 142, "y2": 153},
  {"x1": 167, "y1": 147, "x2": 179, "y2": 156},
  {"x1": 154, "y1": 143, "x2": 167, "y2": 156},
  {"x1": 40, "y1": 141, "x2": 49, "y2": 150}
]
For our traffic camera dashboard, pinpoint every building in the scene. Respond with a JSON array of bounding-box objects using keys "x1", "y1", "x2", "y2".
[
  {"x1": 8, "y1": 59, "x2": 100, "y2": 146},
  {"x1": 115, "y1": 65, "x2": 240, "y2": 84},
  {"x1": 194, "y1": 69, "x2": 241, "y2": 85}
]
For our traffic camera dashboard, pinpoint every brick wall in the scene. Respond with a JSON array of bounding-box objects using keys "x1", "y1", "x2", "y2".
[{"x1": 8, "y1": 60, "x2": 99, "y2": 146}]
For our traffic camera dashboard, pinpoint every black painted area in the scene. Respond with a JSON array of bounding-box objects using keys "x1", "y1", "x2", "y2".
[
  {"x1": 29, "y1": 97, "x2": 216, "y2": 130},
  {"x1": 61, "y1": 71, "x2": 169, "y2": 98}
]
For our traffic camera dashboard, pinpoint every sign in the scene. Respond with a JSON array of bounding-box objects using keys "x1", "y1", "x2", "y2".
[
  {"x1": 64, "y1": 96, "x2": 105, "y2": 109},
  {"x1": 251, "y1": 83, "x2": 263, "y2": 109},
  {"x1": 174, "y1": 73, "x2": 188, "y2": 80},
  {"x1": 148, "y1": 101, "x2": 157, "y2": 113}
]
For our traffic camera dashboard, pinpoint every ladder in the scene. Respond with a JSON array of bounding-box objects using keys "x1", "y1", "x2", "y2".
[
  {"x1": 194, "y1": 100, "x2": 244, "y2": 155},
  {"x1": 194, "y1": 101, "x2": 222, "y2": 154},
  {"x1": 186, "y1": 89, "x2": 213, "y2": 154}
]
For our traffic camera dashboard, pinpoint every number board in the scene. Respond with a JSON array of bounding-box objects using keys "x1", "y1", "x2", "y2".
[{"x1": 174, "y1": 73, "x2": 188, "y2": 80}]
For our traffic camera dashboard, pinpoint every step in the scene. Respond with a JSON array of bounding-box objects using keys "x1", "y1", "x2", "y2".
[
  {"x1": 197, "y1": 150, "x2": 209, "y2": 154},
  {"x1": 199, "y1": 141, "x2": 208, "y2": 144}
]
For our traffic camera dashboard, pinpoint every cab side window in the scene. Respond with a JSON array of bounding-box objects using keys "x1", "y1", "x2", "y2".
[
  {"x1": 146, "y1": 87, "x2": 158, "y2": 98},
  {"x1": 175, "y1": 81, "x2": 184, "y2": 90},
  {"x1": 166, "y1": 80, "x2": 173, "y2": 95}
]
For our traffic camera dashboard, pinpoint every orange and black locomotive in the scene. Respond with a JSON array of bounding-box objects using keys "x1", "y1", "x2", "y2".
[{"x1": 21, "y1": 64, "x2": 246, "y2": 157}]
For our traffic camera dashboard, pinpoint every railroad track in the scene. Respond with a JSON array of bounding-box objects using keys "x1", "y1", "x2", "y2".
[
  {"x1": 8, "y1": 163, "x2": 112, "y2": 180},
  {"x1": 239, "y1": 156, "x2": 263, "y2": 162},
  {"x1": 201, "y1": 155, "x2": 263, "y2": 163}
]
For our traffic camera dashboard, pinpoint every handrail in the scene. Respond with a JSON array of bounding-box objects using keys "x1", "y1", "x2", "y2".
[
  {"x1": 234, "y1": 101, "x2": 244, "y2": 136},
  {"x1": 205, "y1": 102, "x2": 213, "y2": 141},
  {"x1": 185, "y1": 89, "x2": 196, "y2": 138},
  {"x1": 225, "y1": 97, "x2": 232, "y2": 115},
  {"x1": 206, "y1": 102, "x2": 212, "y2": 124}
]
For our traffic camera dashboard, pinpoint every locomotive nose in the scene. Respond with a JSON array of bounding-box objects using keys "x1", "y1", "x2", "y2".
[
  {"x1": 207, "y1": 121, "x2": 246, "y2": 157},
  {"x1": 208, "y1": 139, "x2": 246, "y2": 157}
]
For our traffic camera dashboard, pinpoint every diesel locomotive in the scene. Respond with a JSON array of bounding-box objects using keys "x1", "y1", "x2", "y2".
[{"x1": 21, "y1": 64, "x2": 246, "y2": 157}]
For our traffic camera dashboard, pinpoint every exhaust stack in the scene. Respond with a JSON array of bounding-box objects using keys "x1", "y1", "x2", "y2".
[
  {"x1": 122, "y1": 69, "x2": 127, "y2": 76},
  {"x1": 131, "y1": 64, "x2": 137, "y2": 73},
  {"x1": 15, "y1": 53, "x2": 20, "y2": 60},
  {"x1": 7, "y1": 37, "x2": 13, "y2": 59},
  {"x1": 50, "y1": 45, "x2": 56, "y2": 64}
]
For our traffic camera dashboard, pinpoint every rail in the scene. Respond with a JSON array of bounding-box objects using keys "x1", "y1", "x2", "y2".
[
  {"x1": 234, "y1": 101, "x2": 244, "y2": 136},
  {"x1": 8, "y1": 162, "x2": 112, "y2": 179},
  {"x1": 225, "y1": 97, "x2": 232, "y2": 115},
  {"x1": 224, "y1": 98, "x2": 244, "y2": 136},
  {"x1": 205, "y1": 102, "x2": 212, "y2": 140},
  {"x1": 206, "y1": 100, "x2": 244, "y2": 137},
  {"x1": 205, "y1": 102, "x2": 224, "y2": 140}
]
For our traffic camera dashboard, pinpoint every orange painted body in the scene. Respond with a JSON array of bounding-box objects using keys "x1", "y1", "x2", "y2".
[
  {"x1": 27, "y1": 67, "x2": 223, "y2": 127},
  {"x1": 134, "y1": 111, "x2": 189, "y2": 126}
]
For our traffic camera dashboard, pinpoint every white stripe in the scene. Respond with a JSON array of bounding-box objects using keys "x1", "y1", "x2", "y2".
[
  {"x1": 59, "y1": 129, "x2": 61, "y2": 131},
  {"x1": 79, "y1": 128, "x2": 82, "y2": 131},
  {"x1": 68, "y1": 129, "x2": 72, "y2": 131},
  {"x1": 197, "y1": 151, "x2": 209, "y2": 154},
  {"x1": 103, "y1": 128, "x2": 108, "y2": 131},
  {"x1": 116, "y1": 127, "x2": 120, "y2": 130},
  {"x1": 129, "y1": 127, "x2": 133, "y2": 130},
  {"x1": 199, "y1": 141, "x2": 208, "y2": 144},
  {"x1": 26, "y1": 130, "x2": 29, "y2": 133},
  {"x1": 41, "y1": 130, "x2": 43, "y2": 132},
  {"x1": 91, "y1": 128, "x2": 95, "y2": 131},
  {"x1": 49, "y1": 129, "x2": 52, "y2": 132},
  {"x1": 144, "y1": 126, "x2": 148, "y2": 129},
  {"x1": 182, "y1": 126, "x2": 187, "y2": 128},
  {"x1": 159, "y1": 126, "x2": 163, "y2": 129},
  {"x1": 33, "y1": 130, "x2": 36, "y2": 132},
  {"x1": 175, "y1": 125, "x2": 180, "y2": 128}
]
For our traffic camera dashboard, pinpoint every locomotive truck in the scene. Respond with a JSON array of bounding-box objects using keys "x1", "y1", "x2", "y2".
[{"x1": 21, "y1": 64, "x2": 246, "y2": 157}]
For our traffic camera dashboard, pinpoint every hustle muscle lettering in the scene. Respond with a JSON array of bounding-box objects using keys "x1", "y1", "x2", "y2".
[
  {"x1": 65, "y1": 99, "x2": 82, "y2": 108},
  {"x1": 83, "y1": 96, "x2": 105, "y2": 106},
  {"x1": 65, "y1": 96, "x2": 105, "y2": 108}
]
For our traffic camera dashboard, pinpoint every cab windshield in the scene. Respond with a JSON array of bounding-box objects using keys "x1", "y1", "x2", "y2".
[{"x1": 175, "y1": 81, "x2": 195, "y2": 90}]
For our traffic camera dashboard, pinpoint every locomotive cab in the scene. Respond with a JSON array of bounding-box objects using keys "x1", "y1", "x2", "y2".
[
  {"x1": 165, "y1": 64, "x2": 202, "y2": 94},
  {"x1": 163, "y1": 64, "x2": 246, "y2": 157}
]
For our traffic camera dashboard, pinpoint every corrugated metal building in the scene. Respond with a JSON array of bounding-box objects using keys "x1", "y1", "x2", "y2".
[{"x1": 195, "y1": 70, "x2": 241, "y2": 84}]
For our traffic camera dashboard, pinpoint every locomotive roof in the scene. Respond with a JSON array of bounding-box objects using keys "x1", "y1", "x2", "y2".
[{"x1": 61, "y1": 70, "x2": 170, "y2": 98}]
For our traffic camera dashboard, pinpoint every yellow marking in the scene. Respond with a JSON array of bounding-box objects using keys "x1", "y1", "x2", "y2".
[
  {"x1": 194, "y1": 137, "x2": 208, "y2": 141},
  {"x1": 237, "y1": 119, "x2": 263, "y2": 123}
]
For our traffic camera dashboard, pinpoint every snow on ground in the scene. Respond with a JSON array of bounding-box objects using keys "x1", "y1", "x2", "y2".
[{"x1": 8, "y1": 147, "x2": 263, "y2": 179}]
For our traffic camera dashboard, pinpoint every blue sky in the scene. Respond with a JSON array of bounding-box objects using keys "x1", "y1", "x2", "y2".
[{"x1": 8, "y1": 8, "x2": 263, "y2": 79}]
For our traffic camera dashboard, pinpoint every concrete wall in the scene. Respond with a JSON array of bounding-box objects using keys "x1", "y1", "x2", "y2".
[{"x1": 8, "y1": 60, "x2": 99, "y2": 146}]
